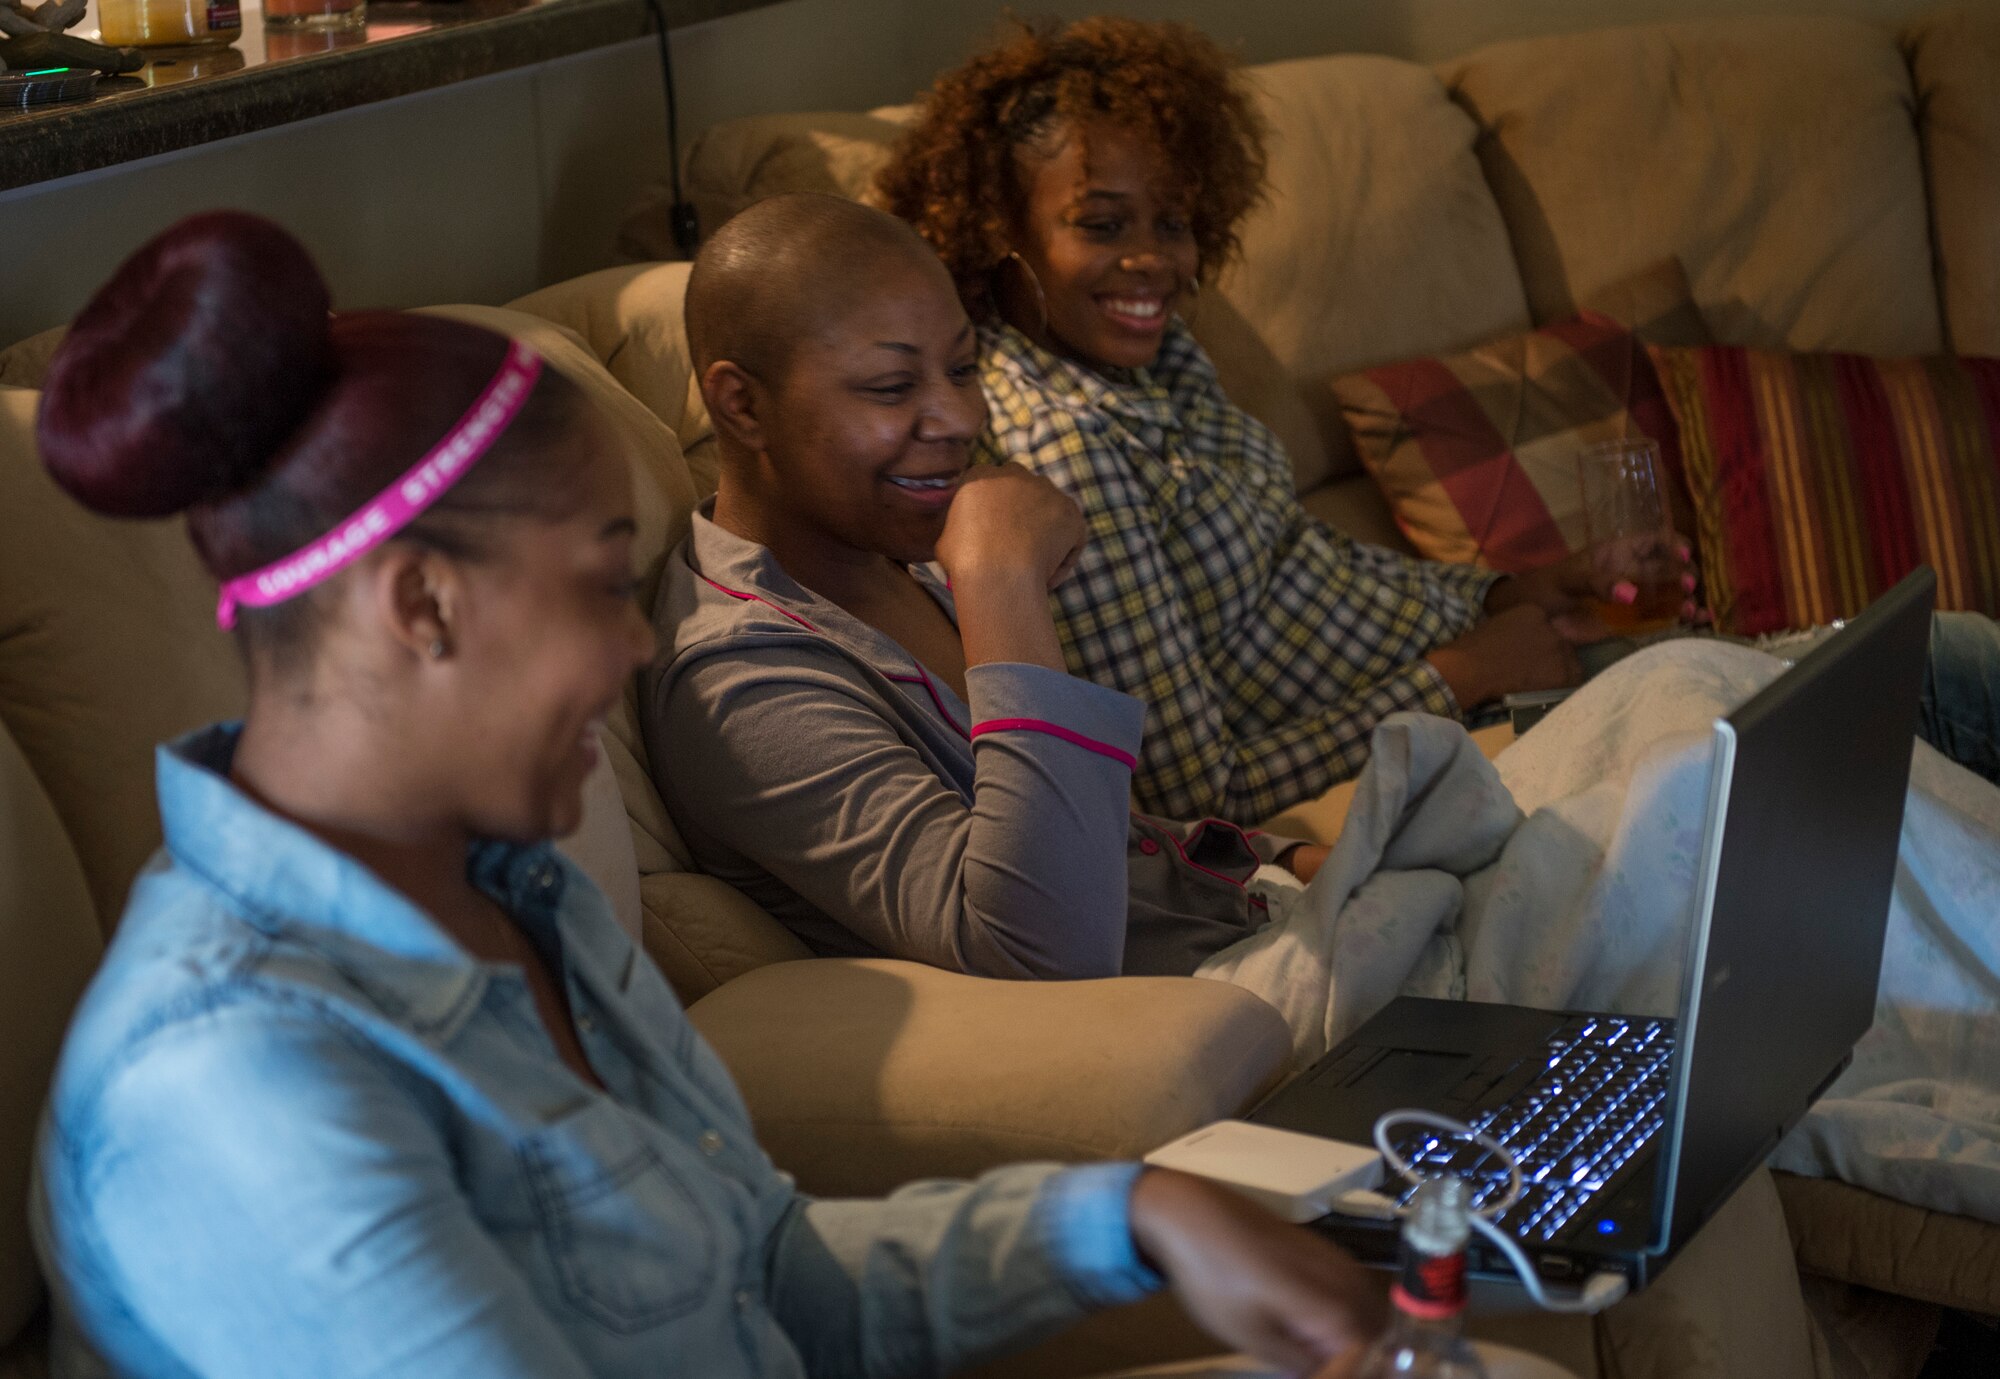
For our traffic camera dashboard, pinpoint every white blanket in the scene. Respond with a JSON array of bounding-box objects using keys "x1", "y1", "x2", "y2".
[{"x1": 1198, "y1": 640, "x2": 2000, "y2": 1222}]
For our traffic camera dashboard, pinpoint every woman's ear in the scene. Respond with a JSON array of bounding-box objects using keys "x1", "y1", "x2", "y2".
[
  {"x1": 371, "y1": 546, "x2": 460, "y2": 662},
  {"x1": 702, "y1": 360, "x2": 769, "y2": 452}
]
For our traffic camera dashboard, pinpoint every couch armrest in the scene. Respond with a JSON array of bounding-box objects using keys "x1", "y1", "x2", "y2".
[
  {"x1": 639, "y1": 871, "x2": 812, "y2": 1007},
  {"x1": 686, "y1": 958, "x2": 1292, "y2": 1197},
  {"x1": 1774, "y1": 1171, "x2": 2000, "y2": 1316}
]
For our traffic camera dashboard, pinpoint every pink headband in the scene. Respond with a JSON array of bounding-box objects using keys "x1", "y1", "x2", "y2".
[{"x1": 215, "y1": 340, "x2": 545, "y2": 630}]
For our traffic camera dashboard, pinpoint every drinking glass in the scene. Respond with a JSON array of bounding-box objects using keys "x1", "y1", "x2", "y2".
[
  {"x1": 1577, "y1": 437, "x2": 1680, "y2": 635},
  {"x1": 263, "y1": 0, "x2": 366, "y2": 32}
]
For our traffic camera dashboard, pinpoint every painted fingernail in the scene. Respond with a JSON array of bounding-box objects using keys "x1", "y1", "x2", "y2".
[
  {"x1": 1612, "y1": 581, "x2": 1639, "y2": 605},
  {"x1": 1677, "y1": 544, "x2": 1692, "y2": 561},
  {"x1": 1682, "y1": 599, "x2": 1697, "y2": 619},
  {"x1": 1682, "y1": 572, "x2": 1697, "y2": 593}
]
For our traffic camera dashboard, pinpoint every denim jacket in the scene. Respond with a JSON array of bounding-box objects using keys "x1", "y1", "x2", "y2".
[{"x1": 34, "y1": 726, "x2": 1159, "y2": 1378}]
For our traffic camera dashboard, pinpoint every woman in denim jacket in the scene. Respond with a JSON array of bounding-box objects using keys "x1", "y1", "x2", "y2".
[{"x1": 28, "y1": 214, "x2": 1388, "y2": 1379}]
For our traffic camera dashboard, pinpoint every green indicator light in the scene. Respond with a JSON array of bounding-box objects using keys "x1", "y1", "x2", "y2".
[{"x1": 23, "y1": 68, "x2": 73, "y2": 76}]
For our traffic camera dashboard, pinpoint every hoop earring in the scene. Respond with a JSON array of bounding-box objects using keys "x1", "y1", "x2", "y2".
[
  {"x1": 1179, "y1": 273, "x2": 1202, "y2": 330},
  {"x1": 998, "y1": 250, "x2": 1050, "y2": 340}
]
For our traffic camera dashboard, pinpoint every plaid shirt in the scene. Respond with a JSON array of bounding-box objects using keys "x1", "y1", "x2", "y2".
[{"x1": 976, "y1": 319, "x2": 1501, "y2": 823}]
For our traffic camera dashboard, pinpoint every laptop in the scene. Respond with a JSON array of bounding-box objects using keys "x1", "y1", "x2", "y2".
[{"x1": 1250, "y1": 568, "x2": 1935, "y2": 1293}]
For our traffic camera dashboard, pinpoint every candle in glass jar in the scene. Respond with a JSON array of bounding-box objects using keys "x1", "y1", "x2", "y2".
[{"x1": 97, "y1": 0, "x2": 241, "y2": 48}]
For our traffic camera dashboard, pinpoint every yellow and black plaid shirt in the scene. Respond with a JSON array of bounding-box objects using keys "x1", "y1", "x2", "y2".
[{"x1": 977, "y1": 319, "x2": 1499, "y2": 823}]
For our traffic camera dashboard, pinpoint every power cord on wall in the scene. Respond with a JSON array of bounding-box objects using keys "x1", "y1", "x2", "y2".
[{"x1": 639, "y1": 0, "x2": 700, "y2": 258}]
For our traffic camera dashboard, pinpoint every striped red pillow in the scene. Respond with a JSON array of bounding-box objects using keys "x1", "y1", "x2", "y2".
[{"x1": 1646, "y1": 346, "x2": 2000, "y2": 636}]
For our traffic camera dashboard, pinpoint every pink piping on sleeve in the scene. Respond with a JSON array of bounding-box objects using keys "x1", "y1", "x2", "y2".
[
  {"x1": 694, "y1": 573, "x2": 822, "y2": 632},
  {"x1": 886, "y1": 668, "x2": 967, "y2": 738},
  {"x1": 970, "y1": 717, "x2": 1138, "y2": 770}
]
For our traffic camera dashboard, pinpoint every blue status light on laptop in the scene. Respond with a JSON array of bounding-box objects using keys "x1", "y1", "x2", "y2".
[{"x1": 1597, "y1": 1219, "x2": 1618, "y2": 1235}]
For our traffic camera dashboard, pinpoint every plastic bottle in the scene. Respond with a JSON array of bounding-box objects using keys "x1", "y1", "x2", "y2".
[{"x1": 1355, "y1": 1177, "x2": 1489, "y2": 1378}]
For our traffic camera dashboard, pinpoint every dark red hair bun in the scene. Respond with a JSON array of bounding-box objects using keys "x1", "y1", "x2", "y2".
[{"x1": 38, "y1": 211, "x2": 335, "y2": 518}]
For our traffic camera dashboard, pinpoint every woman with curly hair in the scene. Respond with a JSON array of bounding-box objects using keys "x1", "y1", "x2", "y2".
[{"x1": 877, "y1": 17, "x2": 1698, "y2": 825}]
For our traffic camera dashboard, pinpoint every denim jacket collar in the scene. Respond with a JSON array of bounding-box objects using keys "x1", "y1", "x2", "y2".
[{"x1": 157, "y1": 723, "x2": 591, "y2": 1036}]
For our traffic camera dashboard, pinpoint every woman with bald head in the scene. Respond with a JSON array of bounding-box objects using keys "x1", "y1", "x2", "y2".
[{"x1": 647, "y1": 192, "x2": 1336, "y2": 987}]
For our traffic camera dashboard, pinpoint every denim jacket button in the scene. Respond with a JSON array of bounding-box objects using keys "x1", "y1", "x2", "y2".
[
  {"x1": 699, "y1": 1129, "x2": 724, "y2": 1156},
  {"x1": 576, "y1": 1012, "x2": 597, "y2": 1034},
  {"x1": 734, "y1": 1289, "x2": 752, "y2": 1312}
]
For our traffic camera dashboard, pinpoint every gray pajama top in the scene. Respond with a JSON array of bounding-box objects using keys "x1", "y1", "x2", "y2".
[{"x1": 643, "y1": 511, "x2": 1293, "y2": 981}]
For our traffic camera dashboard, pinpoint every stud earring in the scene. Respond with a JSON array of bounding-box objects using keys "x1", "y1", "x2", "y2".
[
  {"x1": 998, "y1": 250, "x2": 1051, "y2": 340},
  {"x1": 428, "y1": 638, "x2": 447, "y2": 660}
]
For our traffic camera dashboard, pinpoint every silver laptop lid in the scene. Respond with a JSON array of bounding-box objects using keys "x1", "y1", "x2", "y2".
[{"x1": 1647, "y1": 569, "x2": 1934, "y2": 1254}]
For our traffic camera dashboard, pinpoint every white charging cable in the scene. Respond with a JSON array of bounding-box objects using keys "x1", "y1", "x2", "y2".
[{"x1": 1331, "y1": 1109, "x2": 1630, "y2": 1315}]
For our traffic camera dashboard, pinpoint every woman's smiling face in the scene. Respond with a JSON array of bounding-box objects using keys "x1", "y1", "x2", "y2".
[
  {"x1": 1002, "y1": 118, "x2": 1200, "y2": 372},
  {"x1": 759, "y1": 248, "x2": 989, "y2": 566}
]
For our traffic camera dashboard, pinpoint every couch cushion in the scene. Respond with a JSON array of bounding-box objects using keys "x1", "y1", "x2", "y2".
[
  {"x1": 1443, "y1": 17, "x2": 1941, "y2": 358},
  {"x1": 0, "y1": 719, "x2": 101, "y2": 1351},
  {"x1": 1299, "y1": 473, "x2": 1413, "y2": 556},
  {"x1": 638, "y1": 871, "x2": 811, "y2": 1006},
  {"x1": 1218, "y1": 53, "x2": 1531, "y2": 489},
  {"x1": 0, "y1": 328, "x2": 64, "y2": 391},
  {"x1": 1648, "y1": 344, "x2": 2000, "y2": 636},
  {"x1": 506, "y1": 263, "x2": 721, "y2": 499},
  {"x1": 0, "y1": 385, "x2": 247, "y2": 929},
  {"x1": 665, "y1": 105, "x2": 915, "y2": 261},
  {"x1": 1909, "y1": 9, "x2": 2000, "y2": 358}
]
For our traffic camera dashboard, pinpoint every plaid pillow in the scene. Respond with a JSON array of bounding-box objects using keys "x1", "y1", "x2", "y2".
[
  {"x1": 1647, "y1": 346, "x2": 2000, "y2": 636},
  {"x1": 1330, "y1": 272, "x2": 1703, "y2": 574}
]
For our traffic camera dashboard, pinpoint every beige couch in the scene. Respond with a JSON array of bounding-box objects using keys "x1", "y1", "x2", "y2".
[
  {"x1": 2, "y1": 9, "x2": 1996, "y2": 1379},
  {"x1": 654, "y1": 0, "x2": 2000, "y2": 1335},
  {"x1": 0, "y1": 291, "x2": 1841, "y2": 1379}
]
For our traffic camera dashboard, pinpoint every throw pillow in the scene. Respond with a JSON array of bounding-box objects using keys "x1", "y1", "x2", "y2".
[
  {"x1": 1330, "y1": 304, "x2": 1697, "y2": 574},
  {"x1": 1647, "y1": 345, "x2": 2000, "y2": 636}
]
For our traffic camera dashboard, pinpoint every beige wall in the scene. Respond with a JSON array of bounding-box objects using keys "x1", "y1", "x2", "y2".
[
  {"x1": 0, "y1": 0, "x2": 1950, "y2": 345},
  {"x1": 0, "y1": 36, "x2": 676, "y2": 345}
]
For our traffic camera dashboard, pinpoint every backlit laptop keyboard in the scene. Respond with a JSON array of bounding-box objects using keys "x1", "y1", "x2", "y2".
[{"x1": 1390, "y1": 1015, "x2": 1674, "y2": 1243}]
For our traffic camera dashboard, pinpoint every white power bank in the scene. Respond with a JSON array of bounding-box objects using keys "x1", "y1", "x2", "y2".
[{"x1": 1143, "y1": 1120, "x2": 1385, "y2": 1223}]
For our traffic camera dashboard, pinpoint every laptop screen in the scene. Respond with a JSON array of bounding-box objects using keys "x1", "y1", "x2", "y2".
[{"x1": 1650, "y1": 570, "x2": 1933, "y2": 1252}]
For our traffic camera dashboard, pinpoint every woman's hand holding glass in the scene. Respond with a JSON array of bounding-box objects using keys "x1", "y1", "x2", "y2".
[
  {"x1": 1505, "y1": 531, "x2": 1700, "y2": 645},
  {"x1": 1510, "y1": 438, "x2": 1701, "y2": 642}
]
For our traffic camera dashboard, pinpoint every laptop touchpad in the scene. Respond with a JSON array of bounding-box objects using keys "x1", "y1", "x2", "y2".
[{"x1": 1351, "y1": 1049, "x2": 1473, "y2": 1097}]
